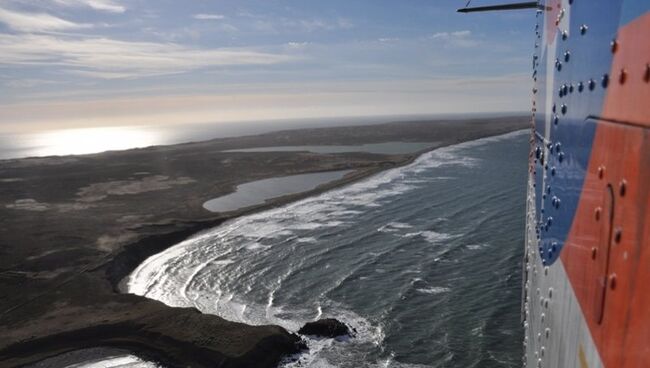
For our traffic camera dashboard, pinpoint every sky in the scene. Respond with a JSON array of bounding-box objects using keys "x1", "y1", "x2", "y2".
[{"x1": 0, "y1": 0, "x2": 535, "y2": 133}]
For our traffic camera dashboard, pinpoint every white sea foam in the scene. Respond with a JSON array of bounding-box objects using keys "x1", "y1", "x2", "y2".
[
  {"x1": 401, "y1": 230, "x2": 452, "y2": 244},
  {"x1": 420, "y1": 231, "x2": 453, "y2": 244},
  {"x1": 65, "y1": 355, "x2": 160, "y2": 368},
  {"x1": 416, "y1": 287, "x2": 451, "y2": 294},
  {"x1": 466, "y1": 244, "x2": 487, "y2": 250},
  {"x1": 377, "y1": 222, "x2": 413, "y2": 233},
  {"x1": 297, "y1": 237, "x2": 318, "y2": 243},
  {"x1": 126, "y1": 130, "x2": 526, "y2": 368},
  {"x1": 245, "y1": 242, "x2": 270, "y2": 250}
]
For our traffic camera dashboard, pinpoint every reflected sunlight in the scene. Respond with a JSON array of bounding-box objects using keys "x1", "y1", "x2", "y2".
[{"x1": 31, "y1": 127, "x2": 161, "y2": 157}]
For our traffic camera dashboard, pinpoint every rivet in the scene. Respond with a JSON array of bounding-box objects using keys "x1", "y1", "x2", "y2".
[
  {"x1": 552, "y1": 104, "x2": 556, "y2": 113},
  {"x1": 644, "y1": 64, "x2": 650, "y2": 83},
  {"x1": 544, "y1": 266, "x2": 549, "y2": 276},
  {"x1": 619, "y1": 179, "x2": 627, "y2": 197},
  {"x1": 609, "y1": 274, "x2": 617, "y2": 290},
  {"x1": 595, "y1": 207, "x2": 601, "y2": 221},
  {"x1": 580, "y1": 24, "x2": 588, "y2": 35},
  {"x1": 602, "y1": 74, "x2": 609, "y2": 88},
  {"x1": 588, "y1": 79, "x2": 596, "y2": 90},
  {"x1": 548, "y1": 288, "x2": 553, "y2": 298},
  {"x1": 545, "y1": 328, "x2": 550, "y2": 338},
  {"x1": 551, "y1": 167, "x2": 556, "y2": 176},
  {"x1": 591, "y1": 247, "x2": 597, "y2": 260},
  {"x1": 577, "y1": 81, "x2": 584, "y2": 92},
  {"x1": 569, "y1": 84, "x2": 574, "y2": 93},
  {"x1": 619, "y1": 69, "x2": 627, "y2": 84},
  {"x1": 611, "y1": 39, "x2": 618, "y2": 54},
  {"x1": 558, "y1": 152, "x2": 564, "y2": 163},
  {"x1": 564, "y1": 51, "x2": 570, "y2": 62},
  {"x1": 555, "y1": 143, "x2": 561, "y2": 153},
  {"x1": 554, "y1": 115, "x2": 559, "y2": 125},
  {"x1": 561, "y1": 104, "x2": 567, "y2": 115},
  {"x1": 614, "y1": 228, "x2": 622, "y2": 243},
  {"x1": 562, "y1": 31, "x2": 568, "y2": 41},
  {"x1": 598, "y1": 166, "x2": 605, "y2": 179}
]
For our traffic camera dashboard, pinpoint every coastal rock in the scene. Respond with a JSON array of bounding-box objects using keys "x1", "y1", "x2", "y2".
[{"x1": 298, "y1": 319, "x2": 353, "y2": 338}]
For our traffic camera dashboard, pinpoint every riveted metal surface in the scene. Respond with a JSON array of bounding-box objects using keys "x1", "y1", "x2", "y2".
[{"x1": 523, "y1": 1, "x2": 650, "y2": 368}]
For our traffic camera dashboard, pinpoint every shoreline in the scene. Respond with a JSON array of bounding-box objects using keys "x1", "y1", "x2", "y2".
[
  {"x1": 112, "y1": 160, "x2": 414, "y2": 294},
  {"x1": 0, "y1": 116, "x2": 529, "y2": 367}
]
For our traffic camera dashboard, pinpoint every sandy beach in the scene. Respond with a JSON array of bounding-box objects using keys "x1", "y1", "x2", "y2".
[{"x1": 0, "y1": 116, "x2": 528, "y2": 367}]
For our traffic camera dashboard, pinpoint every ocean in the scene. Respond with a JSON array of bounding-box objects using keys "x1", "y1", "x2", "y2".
[
  {"x1": 0, "y1": 113, "x2": 524, "y2": 160},
  {"x1": 127, "y1": 130, "x2": 529, "y2": 368}
]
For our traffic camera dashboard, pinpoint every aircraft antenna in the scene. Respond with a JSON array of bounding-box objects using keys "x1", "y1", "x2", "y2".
[{"x1": 458, "y1": 1, "x2": 540, "y2": 13}]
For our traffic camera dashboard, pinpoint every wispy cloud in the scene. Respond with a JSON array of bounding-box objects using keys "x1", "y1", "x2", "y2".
[
  {"x1": 52, "y1": 0, "x2": 125, "y2": 13},
  {"x1": 0, "y1": 34, "x2": 297, "y2": 79},
  {"x1": 430, "y1": 30, "x2": 476, "y2": 47},
  {"x1": 295, "y1": 18, "x2": 353, "y2": 32},
  {"x1": 286, "y1": 41, "x2": 310, "y2": 49},
  {"x1": 431, "y1": 30, "x2": 471, "y2": 39},
  {"x1": 3, "y1": 78, "x2": 62, "y2": 88},
  {"x1": 237, "y1": 12, "x2": 354, "y2": 34},
  {"x1": 0, "y1": 75, "x2": 530, "y2": 133},
  {"x1": 193, "y1": 13, "x2": 225, "y2": 20},
  {"x1": 0, "y1": 7, "x2": 91, "y2": 32}
]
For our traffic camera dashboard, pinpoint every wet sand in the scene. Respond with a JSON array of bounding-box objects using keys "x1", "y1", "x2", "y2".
[{"x1": 0, "y1": 116, "x2": 528, "y2": 367}]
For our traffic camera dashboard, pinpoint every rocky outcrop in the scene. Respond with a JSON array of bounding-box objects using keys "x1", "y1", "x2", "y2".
[{"x1": 298, "y1": 319, "x2": 353, "y2": 338}]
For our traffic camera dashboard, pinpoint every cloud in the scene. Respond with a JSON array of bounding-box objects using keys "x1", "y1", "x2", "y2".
[
  {"x1": 52, "y1": 0, "x2": 125, "y2": 13},
  {"x1": 0, "y1": 75, "x2": 531, "y2": 133},
  {"x1": 0, "y1": 7, "x2": 91, "y2": 32},
  {"x1": 286, "y1": 41, "x2": 309, "y2": 49},
  {"x1": 0, "y1": 34, "x2": 297, "y2": 79},
  {"x1": 193, "y1": 13, "x2": 225, "y2": 20},
  {"x1": 3, "y1": 78, "x2": 61, "y2": 88},
  {"x1": 431, "y1": 30, "x2": 471, "y2": 39},
  {"x1": 296, "y1": 18, "x2": 353, "y2": 32},
  {"x1": 430, "y1": 30, "x2": 476, "y2": 47}
]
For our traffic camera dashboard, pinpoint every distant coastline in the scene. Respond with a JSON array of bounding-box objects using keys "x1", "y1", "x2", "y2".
[
  {"x1": 0, "y1": 115, "x2": 529, "y2": 368},
  {"x1": 0, "y1": 112, "x2": 528, "y2": 161}
]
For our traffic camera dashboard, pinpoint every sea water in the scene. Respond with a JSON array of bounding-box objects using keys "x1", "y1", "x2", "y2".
[{"x1": 128, "y1": 130, "x2": 529, "y2": 367}]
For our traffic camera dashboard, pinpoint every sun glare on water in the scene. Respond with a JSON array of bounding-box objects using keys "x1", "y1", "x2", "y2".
[{"x1": 30, "y1": 127, "x2": 161, "y2": 157}]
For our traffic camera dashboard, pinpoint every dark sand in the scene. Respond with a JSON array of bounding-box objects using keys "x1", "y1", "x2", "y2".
[{"x1": 0, "y1": 116, "x2": 529, "y2": 367}]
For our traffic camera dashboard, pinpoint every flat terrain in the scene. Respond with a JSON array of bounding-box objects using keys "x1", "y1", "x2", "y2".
[{"x1": 0, "y1": 116, "x2": 528, "y2": 367}]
